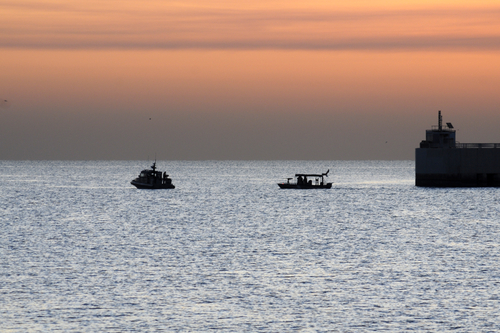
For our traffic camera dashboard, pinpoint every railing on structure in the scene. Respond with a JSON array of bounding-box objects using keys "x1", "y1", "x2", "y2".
[
  {"x1": 455, "y1": 143, "x2": 500, "y2": 148},
  {"x1": 430, "y1": 126, "x2": 455, "y2": 131}
]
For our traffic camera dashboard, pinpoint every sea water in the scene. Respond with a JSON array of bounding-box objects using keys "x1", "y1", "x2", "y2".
[{"x1": 1, "y1": 160, "x2": 500, "y2": 332}]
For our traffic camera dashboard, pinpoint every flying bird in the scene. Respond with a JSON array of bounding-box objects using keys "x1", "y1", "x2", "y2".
[{"x1": 0, "y1": 99, "x2": 11, "y2": 109}]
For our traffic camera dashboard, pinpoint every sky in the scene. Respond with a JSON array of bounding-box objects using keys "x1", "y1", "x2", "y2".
[{"x1": 1, "y1": 0, "x2": 500, "y2": 160}]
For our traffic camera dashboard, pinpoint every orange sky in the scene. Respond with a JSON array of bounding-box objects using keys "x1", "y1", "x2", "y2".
[
  {"x1": 1, "y1": 1, "x2": 500, "y2": 159},
  {"x1": 2, "y1": 1, "x2": 500, "y2": 50}
]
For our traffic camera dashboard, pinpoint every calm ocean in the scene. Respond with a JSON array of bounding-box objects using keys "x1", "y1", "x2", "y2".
[{"x1": 1, "y1": 160, "x2": 500, "y2": 331}]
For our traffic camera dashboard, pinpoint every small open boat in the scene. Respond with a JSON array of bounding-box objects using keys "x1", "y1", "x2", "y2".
[
  {"x1": 131, "y1": 162, "x2": 175, "y2": 189},
  {"x1": 278, "y1": 170, "x2": 332, "y2": 189}
]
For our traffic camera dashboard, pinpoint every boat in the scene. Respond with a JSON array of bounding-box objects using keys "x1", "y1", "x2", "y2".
[
  {"x1": 278, "y1": 170, "x2": 332, "y2": 189},
  {"x1": 131, "y1": 161, "x2": 175, "y2": 189}
]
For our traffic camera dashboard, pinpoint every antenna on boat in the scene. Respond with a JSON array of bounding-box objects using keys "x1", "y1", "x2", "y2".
[{"x1": 151, "y1": 153, "x2": 157, "y2": 171}]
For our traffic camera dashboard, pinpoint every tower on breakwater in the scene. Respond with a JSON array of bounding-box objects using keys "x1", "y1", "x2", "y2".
[{"x1": 416, "y1": 111, "x2": 500, "y2": 187}]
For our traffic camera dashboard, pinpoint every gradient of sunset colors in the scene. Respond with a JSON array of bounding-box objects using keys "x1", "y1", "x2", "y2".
[{"x1": 1, "y1": 0, "x2": 500, "y2": 160}]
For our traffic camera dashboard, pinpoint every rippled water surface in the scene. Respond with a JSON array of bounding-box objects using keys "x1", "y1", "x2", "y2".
[{"x1": 1, "y1": 160, "x2": 500, "y2": 331}]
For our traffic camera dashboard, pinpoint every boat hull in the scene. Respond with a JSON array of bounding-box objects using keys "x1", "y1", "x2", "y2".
[
  {"x1": 278, "y1": 183, "x2": 332, "y2": 189},
  {"x1": 131, "y1": 181, "x2": 175, "y2": 189}
]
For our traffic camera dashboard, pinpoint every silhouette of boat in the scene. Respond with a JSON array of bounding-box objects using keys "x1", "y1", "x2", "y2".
[
  {"x1": 278, "y1": 170, "x2": 332, "y2": 189},
  {"x1": 131, "y1": 162, "x2": 175, "y2": 189}
]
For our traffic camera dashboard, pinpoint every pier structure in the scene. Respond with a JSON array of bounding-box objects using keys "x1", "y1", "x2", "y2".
[{"x1": 415, "y1": 111, "x2": 500, "y2": 187}]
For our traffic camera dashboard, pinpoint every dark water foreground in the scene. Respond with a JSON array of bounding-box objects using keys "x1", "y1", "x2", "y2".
[{"x1": 1, "y1": 160, "x2": 499, "y2": 331}]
